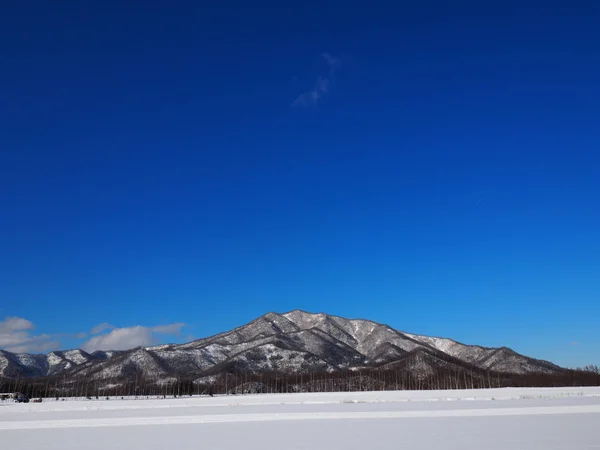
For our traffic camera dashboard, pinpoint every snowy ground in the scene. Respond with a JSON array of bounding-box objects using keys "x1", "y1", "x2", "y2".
[{"x1": 2, "y1": 387, "x2": 599, "y2": 449}]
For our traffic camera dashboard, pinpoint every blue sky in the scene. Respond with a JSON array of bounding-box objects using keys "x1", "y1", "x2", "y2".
[{"x1": 0, "y1": 1, "x2": 598, "y2": 367}]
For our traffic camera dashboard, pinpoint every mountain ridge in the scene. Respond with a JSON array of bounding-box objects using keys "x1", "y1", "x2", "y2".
[{"x1": 0, "y1": 310, "x2": 563, "y2": 383}]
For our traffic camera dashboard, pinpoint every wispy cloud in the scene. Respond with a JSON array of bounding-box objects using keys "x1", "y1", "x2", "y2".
[
  {"x1": 292, "y1": 53, "x2": 341, "y2": 107},
  {"x1": 82, "y1": 322, "x2": 186, "y2": 352},
  {"x1": 152, "y1": 323, "x2": 185, "y2": 334},
  {"x1": 293, "y1": 76, "x2": 329, "y2": 107},
  {"x1": 90, "y1": 322, "x2": 114, "y2": 335},
  {"x1": 321, "y1": 52, "x2": 341, "y2": 75}
]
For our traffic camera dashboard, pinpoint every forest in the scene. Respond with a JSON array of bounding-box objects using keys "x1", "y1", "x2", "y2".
[{"x1": 1, "y1": 365, "x2": 598, "y2": 400}]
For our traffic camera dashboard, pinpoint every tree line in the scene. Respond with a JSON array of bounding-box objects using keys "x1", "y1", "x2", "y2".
[{"x1": 1, "y1": 364, "x2": 598, "y2": 400}]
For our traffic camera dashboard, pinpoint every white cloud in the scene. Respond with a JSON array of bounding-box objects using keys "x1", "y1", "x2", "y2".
[
  {"x1": 0, "y1": 317, "x2": 34, "y2": 333},
  {"x1": 0, "y1": 316, "x2": 187, "y2": 354},
  {"x1": 82, "y1": 326, "x2": 153, "y2": 352},
  {"x1": 0, "y1": 316, "x2": 60, "y2": 353},
  {"x1": 90, "y1": 322, "x2": 114, "y2": 335},
  {"x1": 292, "y1": 53, "x2": 340, "y2": 107},
  {"x1": 82, "y1": 322, "x2": 186, "y2": 352}
]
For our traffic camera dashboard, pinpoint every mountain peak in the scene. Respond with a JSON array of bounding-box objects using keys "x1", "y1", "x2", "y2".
[{"x1": 282, "y1": 309, "x2": 329, "y2": 327}]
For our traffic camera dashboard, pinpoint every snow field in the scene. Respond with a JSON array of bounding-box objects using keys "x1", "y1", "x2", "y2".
[{"x1": 1, "y1": 387, "x2": 599, "y2": 449}]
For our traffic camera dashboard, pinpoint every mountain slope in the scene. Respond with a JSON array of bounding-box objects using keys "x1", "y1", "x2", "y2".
[{"x1": 0, "y1": 310, "x2": 563, "y2": 383}]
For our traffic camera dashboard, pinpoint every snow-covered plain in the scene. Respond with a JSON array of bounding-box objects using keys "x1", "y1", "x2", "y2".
[{"x1": 2, "y1": 387, "x2": 599, "y2": 449}]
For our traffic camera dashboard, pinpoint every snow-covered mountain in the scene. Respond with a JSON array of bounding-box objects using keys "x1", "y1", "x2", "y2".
[{"x1": 0, "y1": 310, "x2": 563, "y2": 382}]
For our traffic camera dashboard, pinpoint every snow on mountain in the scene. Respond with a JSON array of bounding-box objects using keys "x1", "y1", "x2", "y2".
[
  {"x1": 0, "y1": 350, "x2": 49, "y2": 378},
  {"x1": 403, "y1": 333, "x2": 495, "y2": 364},
  {"x1": 0, "y1": 310, "x2": 564, "y2": 382},
  {"x1": 72, "y1": 348, "x2": 170, "y2": 381},
  {"x1": 46, "y1": 350, "x2": 95, "y2": 376}
]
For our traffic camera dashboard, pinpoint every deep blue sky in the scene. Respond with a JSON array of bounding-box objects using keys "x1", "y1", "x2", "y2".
[{"x1": 1, "y1": 1, "x2": 598, "y2": 366}]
